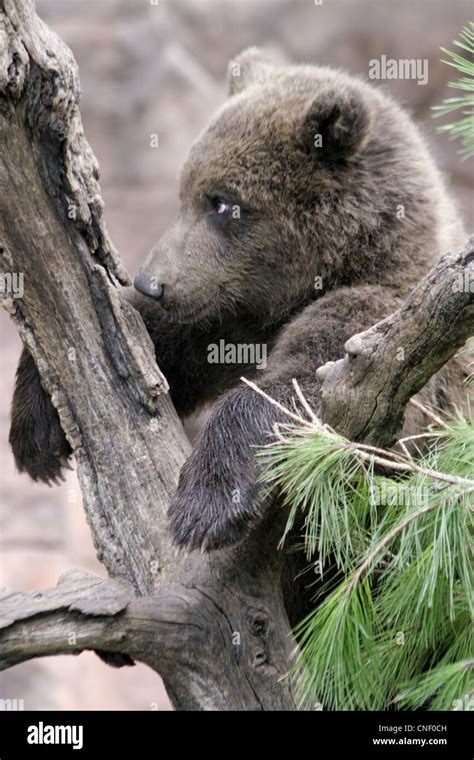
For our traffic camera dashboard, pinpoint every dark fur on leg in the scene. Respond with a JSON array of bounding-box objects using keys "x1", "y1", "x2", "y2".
[
  {"x1": 168, "y1": 386, "x2": 291, "y2": 550},
  {"x1": 9, "y1": 348, "x2": 72, "y2": 484}
]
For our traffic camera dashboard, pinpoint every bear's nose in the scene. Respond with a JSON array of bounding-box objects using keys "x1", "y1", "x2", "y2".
[{"x1": 133, "y1": 272, "x2": 164, "y2": 301}]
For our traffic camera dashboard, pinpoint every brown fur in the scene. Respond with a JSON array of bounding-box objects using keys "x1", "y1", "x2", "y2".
[{"x1": 10, "y1": 49, "x2": 469, "y2": 622}]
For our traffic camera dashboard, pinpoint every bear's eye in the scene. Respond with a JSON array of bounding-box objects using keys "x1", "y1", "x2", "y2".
[{"x1": 210, "y1": 197, "x2": 230, "y2": 216}]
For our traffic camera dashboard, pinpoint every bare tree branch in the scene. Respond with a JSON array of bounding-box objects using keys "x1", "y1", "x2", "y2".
[
  {"x1": 0, "y1": 559, "x2": 297, "y2": 710},
  {"x1": 316, "y1": 239, "x2": 474, "y2": 444},
  {"x1": 0, "y1": 570, "x2": 133, "y2": 669}
]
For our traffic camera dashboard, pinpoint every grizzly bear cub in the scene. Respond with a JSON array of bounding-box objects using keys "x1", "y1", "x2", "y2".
[{"x1": 10, "y1": 49, "x2": 468, "y2": 579}]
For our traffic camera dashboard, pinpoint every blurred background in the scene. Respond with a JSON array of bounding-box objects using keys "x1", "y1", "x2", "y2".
[{"x1": 0, "y1": 0, "x2": 472, "y2": 710}]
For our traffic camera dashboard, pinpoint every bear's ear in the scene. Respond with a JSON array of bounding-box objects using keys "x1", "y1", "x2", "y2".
[
  {"x1": 227, "y1": 47, "x2": 276, "y2": 96},
  {"x1": 298, "y1": 92, "x2": 372, "y2": 162}
]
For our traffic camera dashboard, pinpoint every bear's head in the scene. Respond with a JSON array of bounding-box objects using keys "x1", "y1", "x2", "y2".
[{"x1": 135, "y1": 48, "x2": 444, "y2": 324}]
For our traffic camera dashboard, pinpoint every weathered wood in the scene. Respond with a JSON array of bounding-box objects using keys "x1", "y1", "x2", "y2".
[
  {"x1": 0, "y1": 0, "x2": 187, "y2": 590},
  {"x1": 0, "y1": 0, "x2": 297, "y2": 711},
  {"x1": 317, "y1": 239, "x2": 474, "y2": 444},
  {"x1": 0, "y1": 0, "x2": 472, "y2": 712}
]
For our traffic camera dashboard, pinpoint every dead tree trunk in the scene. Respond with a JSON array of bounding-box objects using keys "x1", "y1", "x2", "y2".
[
  {"x1": 0, "y1": 0, "x2": 297, "y2": 711},
  {"x1": 0, "y1": 0, "x2": 472, "y2": 710}
]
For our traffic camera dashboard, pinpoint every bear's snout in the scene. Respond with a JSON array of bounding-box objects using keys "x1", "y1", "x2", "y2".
[{"x1": 134, "y1": 272, "x2": 164, "y2": 301}]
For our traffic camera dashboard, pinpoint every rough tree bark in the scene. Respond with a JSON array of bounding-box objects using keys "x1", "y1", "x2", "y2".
[{"x1": 0, "y1": 0, "x2": 472, "y2": 711}]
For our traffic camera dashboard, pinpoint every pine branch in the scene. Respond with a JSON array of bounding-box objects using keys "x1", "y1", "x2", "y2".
[
  {"x1": 250, "y1": 372, "x2": 473, "y2": 709},
  {"x1": 433, "y1": 21, "x2": 474, "y2": 160}
]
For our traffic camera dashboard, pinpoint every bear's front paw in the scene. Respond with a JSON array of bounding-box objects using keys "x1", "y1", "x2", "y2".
[
  {"x1": 168, "y1": 447, "x2": 263, "y2": 551},
  {"x1": 9, "y1": 407, "x2": 73, "y2": 486}
]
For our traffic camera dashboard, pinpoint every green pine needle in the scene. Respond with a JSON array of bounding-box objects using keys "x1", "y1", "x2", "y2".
[
  {"x1": 433, "y1": 22, "x2": 474, "y2": 160},
  {"x1": 395, "y1": 659, "x2": 473, "y2": 711},
  {"x1": 260, "y1": 403, "x2": 473, "y2": 710}
]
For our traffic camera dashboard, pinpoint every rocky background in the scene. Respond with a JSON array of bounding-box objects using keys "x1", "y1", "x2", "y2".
[{"x1": 0, "y1": 0, "x2": 472, "y2": 710}]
